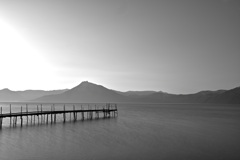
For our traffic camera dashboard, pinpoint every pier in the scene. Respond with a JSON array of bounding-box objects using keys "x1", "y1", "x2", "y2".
[{"x1": 0, "y1": 103, "x2": 118, "y2": 129}]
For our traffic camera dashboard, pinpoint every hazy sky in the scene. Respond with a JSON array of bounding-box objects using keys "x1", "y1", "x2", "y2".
[{"x1": 0, "y1": 0, "x2": 239, "y2": 94}]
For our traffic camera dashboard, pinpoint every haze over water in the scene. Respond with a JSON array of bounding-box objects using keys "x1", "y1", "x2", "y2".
[{"x1": 0, "y1": 103, "x2": 240, "y2": 160}]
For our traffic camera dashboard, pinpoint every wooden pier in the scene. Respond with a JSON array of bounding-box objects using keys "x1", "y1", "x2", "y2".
[{"x1": 0, "y1": 103, "x2": 118, "y2": 129}]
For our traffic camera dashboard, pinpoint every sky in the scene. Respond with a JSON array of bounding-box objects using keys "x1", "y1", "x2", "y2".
[{"x1": 0, "y1": 0, "x2": 239, "y2": 94}]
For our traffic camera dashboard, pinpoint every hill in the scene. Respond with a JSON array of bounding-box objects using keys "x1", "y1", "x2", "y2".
[
  {"x1": 115, "y1": 90, "x2": 157, "y2": 98},
  {"x1": 0, "y1": 88, "x2": 24, "y2": 102},
  {"x1": 205, "y1": 87, "x2": 240, "y2": 104},
  {"x1": 34, "y1": 81, "x2": 130, "y2": 103},
  {"x1": 0, "y1": 88, "x2": 69, "y2": 102},
  {"x1": 16, "y1": 89, "x2": 69, "y2": 101},
  {"x1": 1, "y1": 82, "x2": 240, "y2": 104}
]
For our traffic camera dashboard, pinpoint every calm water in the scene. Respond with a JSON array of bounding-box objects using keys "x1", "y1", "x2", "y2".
[{"x1": 0, "y1": 103, "x2": 240, "y2": 160}]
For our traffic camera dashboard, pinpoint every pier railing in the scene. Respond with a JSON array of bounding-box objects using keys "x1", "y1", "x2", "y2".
[{"x1": 0, "y1": 103, "x2": 118, "y2": 129}]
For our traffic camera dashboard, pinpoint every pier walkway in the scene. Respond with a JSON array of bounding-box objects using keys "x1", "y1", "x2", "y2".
[{"x1": 0, "y1": 103, "x2": 118, "y2": 129}]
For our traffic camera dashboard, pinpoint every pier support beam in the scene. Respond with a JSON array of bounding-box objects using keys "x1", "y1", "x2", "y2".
[
  {"x1": 26, "y1": 104, "x2": 28, "y2": 126},
  {"x1": 1, "y1": 107, "x2": 3, "y2": 129},
  {"x1": 63, "y1": 105, "x2": 66, "y2": 123},
  {"x1": 10, "y1": 104, "x2": 12, "y2": 127},
  {"x1": 0, "y1": 106, "x2": 2, "y2": 129},
  {"x1": 0, "y1": 118, "x2": 2, "y2": 129},
  {"x1": 20, "y1": 106, "x2": 23, "y2": 127},
  {"x1": 46, "y1": 114, "x2": 48, "y2": 124}
]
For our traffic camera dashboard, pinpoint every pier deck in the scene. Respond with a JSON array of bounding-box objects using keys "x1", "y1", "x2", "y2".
[{"x1": 0, "y1": 103, "x2": 118, "y2": 129}]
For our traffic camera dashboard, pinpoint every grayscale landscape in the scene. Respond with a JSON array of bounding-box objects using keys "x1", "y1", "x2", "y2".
[{"x1": 0, "y1": 1, "x2": 240, "y2": 160}]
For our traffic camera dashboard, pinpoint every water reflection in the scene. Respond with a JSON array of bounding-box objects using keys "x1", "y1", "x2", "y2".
[{"x1": 0, "y1": 104, "x2": 240, "y2": 160}]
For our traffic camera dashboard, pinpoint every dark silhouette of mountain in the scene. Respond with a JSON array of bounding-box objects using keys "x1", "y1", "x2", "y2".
[
  {"x1": 205, "y1": 87, "x2": 240, "y2": 104},
  {"x1": 137, "y1": 90, "x2": 218, "y2": 103},
  {"x1": 34, "y1": 82, "x2": 240, "y2": 104},
  {"x1": 1, "y1": 82, "x2": 240, "y2": 104},
  {"x1": 137, "y1": 88, "x2": 240, "y2": 104},
  {"x1": 0, "y1": 88, "x2": 24, "y2": 102},
  {"x1": 194, "y1": 90, "x2": 226, "y2": 95},
  {"x1": 137, "y1": 91, "x2": 175, "y2": 103},
  {"x1": 34, "y1": 81, "x2": 130, "y2": 103},
  {"x1": 0, "y1": 88, "x2": 69, "y2": 102},
  {"x1": 16, "y1": 89, "x2": 69, "y2": 101},
  {"x1": 115, "y1": 90, "x2": 157, "y2": 98}
]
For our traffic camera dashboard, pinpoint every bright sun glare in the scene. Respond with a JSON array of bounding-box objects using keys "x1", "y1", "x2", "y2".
[{"x1": 0, "y1": 19, "x2": 55, "y2": 90}]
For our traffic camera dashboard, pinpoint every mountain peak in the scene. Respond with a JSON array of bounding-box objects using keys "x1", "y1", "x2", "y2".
[
  {"x1": 70, "y1": 81, "x2": 103, "y2": 93},
  {"x1": 77, "y1": 81, "x2": 98, "y2": 88},
  {"x1": 34, "y1": 81, "x2": 128, "y2": 103},
  {"x1": 80, "y1": 81, "x2": 92, "y2": 85},
  {"x1": 1, "y1": 88, "x2": 11, "y2": 92}
]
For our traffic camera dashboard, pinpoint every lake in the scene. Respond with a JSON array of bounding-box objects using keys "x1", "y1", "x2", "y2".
[{"x1": 0, "y1": 103, "x2": 240, "y2": 160}]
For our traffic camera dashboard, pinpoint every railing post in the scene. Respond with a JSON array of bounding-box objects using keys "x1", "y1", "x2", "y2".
[
  {"x1": 54, "y1": 104, "x2": 56, "y2": 123},
  {"x1": 63, "y1": 104, "x2": 66, "y2": 123},
  {"x1": 0, "y1": 106, "x2": 2, "y2": 129},
  {"x1": 51, "y1": 105, "x2": 53, "y2": 124},
  {"x1": 73, "y1": 105, "x2": 75, "y2": 121},
  {"x1": 41, "y1": 104, "x2": 43, "y2": 124},
  {"x1": 81, "y1": 105, "x2": 84, "y2": 121},
  {"x1": 20, "y1": 106, "x2": 23, "y2": 127},
  {"x1": 37, "y1": 105, "x2": 39, "y2": 125},
  {"x1": 10, "y1": 104, "x2": 12, "y2": 127},
  {"x1": 26, "y1": 104, "x2": 28, "y2": 125}
]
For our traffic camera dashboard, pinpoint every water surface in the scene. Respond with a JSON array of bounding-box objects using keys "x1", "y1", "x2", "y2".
[{"x1": 0, "y1": 103, "x2": 240, "y2": 160}]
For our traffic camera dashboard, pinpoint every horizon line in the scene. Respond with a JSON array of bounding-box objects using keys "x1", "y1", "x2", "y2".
[{"x1": 0, "y1": 81, "x2": 239, "y2": 95}]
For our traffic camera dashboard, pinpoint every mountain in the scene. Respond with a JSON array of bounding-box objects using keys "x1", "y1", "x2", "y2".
[
  {"x1": 137, "y1": 91, "x2": 175, "y2": 103},
  {"x1": 205, "y1": 87, "x2": 240, "y2": 104},
  {"x1": 136, "y1": 90, "x2": 221, "y2": 103},
  {"x1": 136, "y1": 88, "x2": 240, "y2": 104},
  {"x1": 0, "y1": 88, "x2": 69, "y2": 102},
  {"x1": 34, "y1": 82, "x2": 240, "y2": 104},
  {"x1": 115, "y1": 91, "x2": 157, "y2": 98},
  {"x1": 34, "y1": 81, "x2": 130, "y2": 103},
  {"x1": 0, "y1": 88, "x2": 24, "y2": 102},
  {"x1": 1, "y1": 82, "x2": 240, "y2": 104},
  {"x1": 16, "y1": 89, "x2": 69, "y2": 101}
]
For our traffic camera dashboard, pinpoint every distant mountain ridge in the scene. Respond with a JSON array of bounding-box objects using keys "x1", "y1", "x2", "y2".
[
  {"x1": 0, "y1": 81, "x2": 240, "y2": 104},
  {"x1": 0, "y1": 88, "x2": 68, "y2": 102},
  {"x1": 115, "y1": 90, "x2": 157, "y2": 97},
  {"x1": 16, "y1": 89, "x2": 69, "y2": 100},
  {"x1": 0, "y1": 88, "x2": 23, "y2": 102}
]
